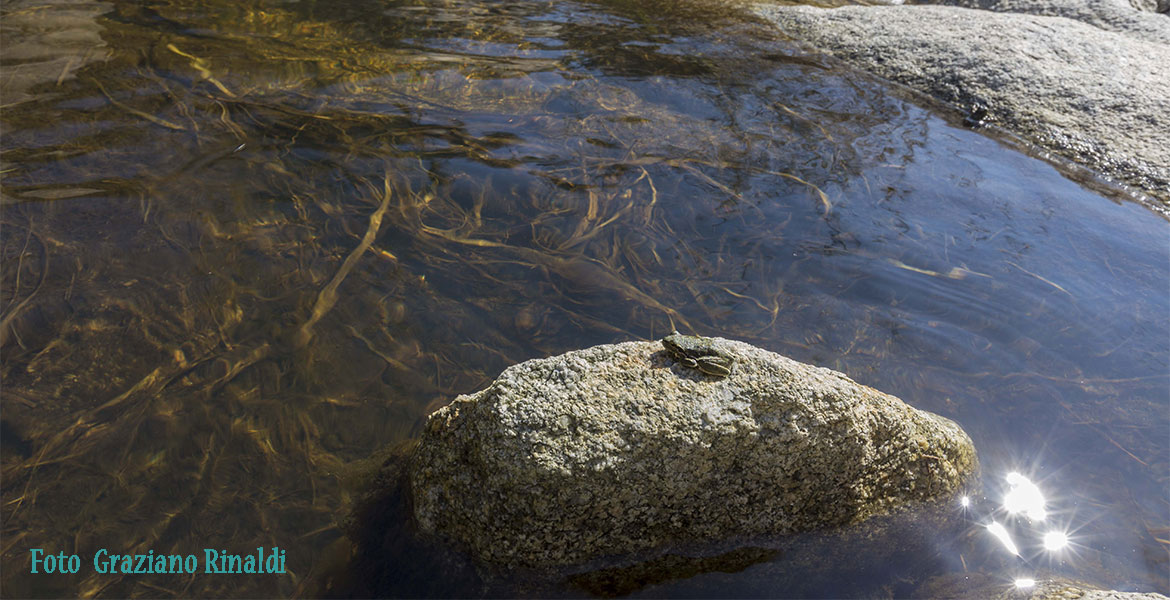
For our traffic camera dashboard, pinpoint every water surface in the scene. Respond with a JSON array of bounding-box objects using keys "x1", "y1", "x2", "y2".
[{"x1": 1, "y1": 0, "x2": 1166, "y2": 597}]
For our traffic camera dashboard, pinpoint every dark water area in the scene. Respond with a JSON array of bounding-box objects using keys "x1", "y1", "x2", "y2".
[{"x1": 1, "y1": 0, "x2": 1166, "y2": 597}]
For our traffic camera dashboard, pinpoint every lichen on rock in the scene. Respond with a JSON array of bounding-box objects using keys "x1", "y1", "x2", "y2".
[{"x1": 409, "y1": 337, "x2": 978, "y2": 567}]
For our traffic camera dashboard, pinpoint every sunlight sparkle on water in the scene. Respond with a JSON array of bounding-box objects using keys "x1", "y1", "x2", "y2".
[
  {"x1": 1004, "y1": 472, "x2": 1046, "y2": 521},
  {"x1": 1014, "y1": 578, "x2": 1036, "y2": 589},
  {"x1": 987, "y1": 521, "x2": 1020, "y2": 555},
  {"x1": 960, "y1": 496, "x2": 970, "y2": 508},
  {"x1": 1043, "y1": 530, "x2": 1069, "y2": 551}
]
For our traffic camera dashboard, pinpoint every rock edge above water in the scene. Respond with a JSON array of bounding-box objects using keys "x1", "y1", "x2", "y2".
[
  {"x1": 409, "y1": 338, "x2": 977, "y2": 567},
  {"x1": 753, "y1": 0, "x2": 1170, "y2": 209}
]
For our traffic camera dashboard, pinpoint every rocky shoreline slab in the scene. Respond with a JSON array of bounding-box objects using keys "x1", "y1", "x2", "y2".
[{"x1": 753, "y1": 0, "x2": 1170, "y2": 210}]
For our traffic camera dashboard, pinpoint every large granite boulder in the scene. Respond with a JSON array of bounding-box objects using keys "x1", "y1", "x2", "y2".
[
  {"x1": 752, "y1": 1, "x2": 1170, "y2": 208},
  {"x1": 409, "y1": 337, "x2": 977, "y2": 567}
]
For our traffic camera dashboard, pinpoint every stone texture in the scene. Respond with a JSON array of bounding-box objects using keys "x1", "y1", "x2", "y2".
[
  {"x1": 1074, "y1": 592, "x2": 1170, "y2": 600},
  {"x1": 933, "y1": 0, "x2": 1170, "y2": 43},
  {"x1": 917, "y1": 572, "x2": 1169, "y2": 599},
  {"x1": 409, "y1": 338, "x2": 977, "y2": 567},
  {"x1": 753, "y1": 2, "x2": 1170, "y2": 207}
]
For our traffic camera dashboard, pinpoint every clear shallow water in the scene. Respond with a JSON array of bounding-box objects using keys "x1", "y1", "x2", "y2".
[{"x1": 1, "y1": 0, "x2": 1166, "y2": 597}]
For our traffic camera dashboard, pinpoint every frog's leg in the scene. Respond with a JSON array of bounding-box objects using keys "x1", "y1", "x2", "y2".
[
  {"x1": 695, "y1": 357, "x2": 732, "y2": 377},
  {"x1": 678, "y1": 356, "x2": 699, "y2": 369}
]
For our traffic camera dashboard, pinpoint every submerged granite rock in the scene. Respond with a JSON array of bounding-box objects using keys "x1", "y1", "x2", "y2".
[
  {"x1": 409, "y1": 338, "x2": 977, "y2": 567},
  {"x1": 917, "y1": 571, "x2": 1170, "y2": 599},
  {"x1": 753, "y1": 1, "x2": 1170, "y2": 208}
]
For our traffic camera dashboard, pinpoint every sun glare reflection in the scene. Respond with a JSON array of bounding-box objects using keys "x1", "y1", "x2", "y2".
[
  {"x1": 1004, "y1": 472, "x2": 1046, "y2": 521},
  {"x1": 960, "y1": 467, "x2": 1086, "y2": 588},
  {"x1": 987, "y1": 521, "x2": 1020, "y2": 555},
  {"x1": 1042, "y1": 530, "x2": 1069, "y2": 551}
]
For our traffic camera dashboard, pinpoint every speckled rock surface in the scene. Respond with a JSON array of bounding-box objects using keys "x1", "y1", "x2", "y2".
[
  {"x1": 1073, "y1": 591, "x2": 1170, "y2": 600},
  {"x1": 409, "y1": 338, "x2": 977, "y2": 567},
  {"x1": 917, "y1": 572, "x2": 1169, "y2": 599},
  {"x1": 752, "y1": 2, "x2": 1170, "y2": 209},
  {"x1": 935, "y1": 0, "x2": 1170, "y2": 44}
]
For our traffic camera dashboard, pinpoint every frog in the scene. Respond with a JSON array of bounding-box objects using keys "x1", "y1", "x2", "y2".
[{"x1": 661, "y1": 331, "x2": 735, "y2": 377}]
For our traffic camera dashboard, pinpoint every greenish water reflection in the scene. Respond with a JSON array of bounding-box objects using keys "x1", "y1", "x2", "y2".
[{"x1": 1, "y1": 0, "x2": 1166, "y2": 597}]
